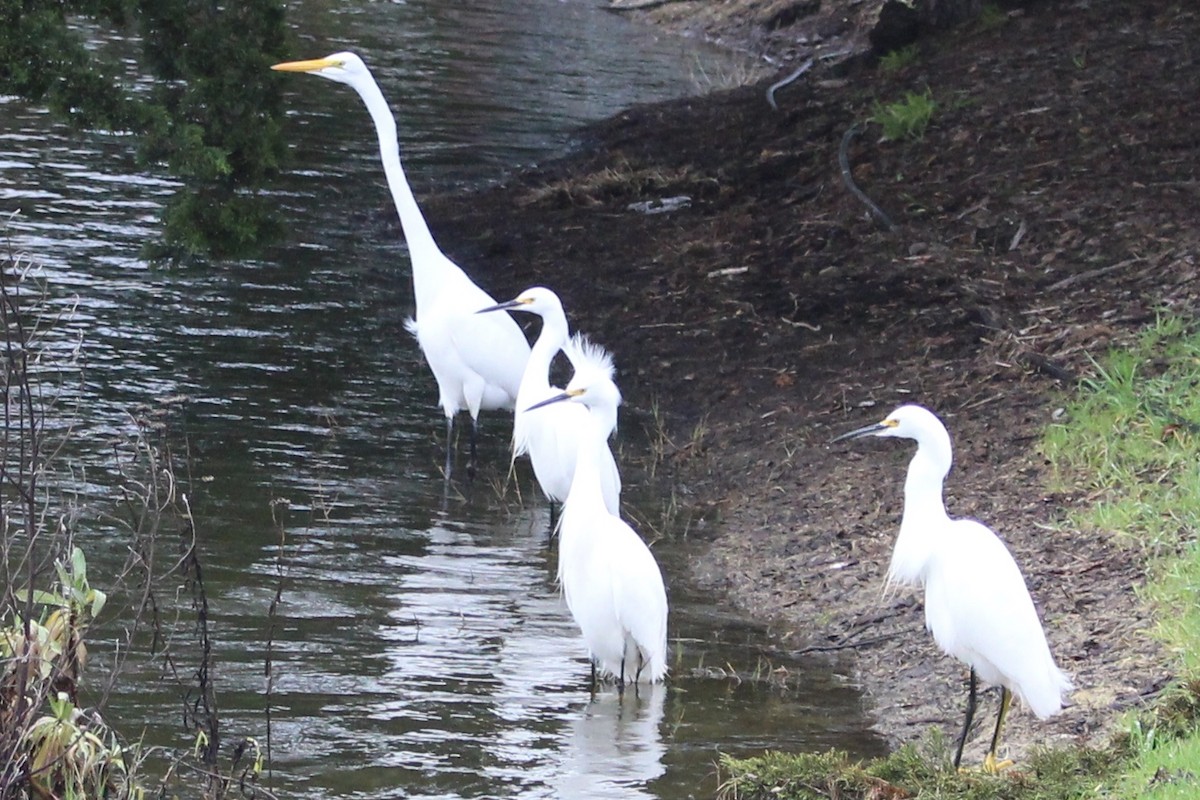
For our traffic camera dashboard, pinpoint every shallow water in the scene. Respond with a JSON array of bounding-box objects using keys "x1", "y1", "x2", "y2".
[{"x1": 0, "y1": 1, "x2": 886, "y2": 796}]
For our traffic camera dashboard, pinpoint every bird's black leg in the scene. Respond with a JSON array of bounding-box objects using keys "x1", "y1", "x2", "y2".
[
  {"x1": 548, "y1": 500, "x2": 559, "y2": 536},
  {"x1": 443, "y1": 416, "x2": 455, "y2": 481},
  {"x1": 953, "y1": 668, "x2": 978, "y2": 769},
  {"x1": 589, "y1": 660, "x2": 598, "y2": 695},
  {"x1": 984, "y1": 687, "x2": 1014, "y2": 773},
  {"x1": 467, "y1": 418, "x2": 479, "y2": 480},
  {"x1": 617, "y1": 643, "x2": 628, "y2": 696}
]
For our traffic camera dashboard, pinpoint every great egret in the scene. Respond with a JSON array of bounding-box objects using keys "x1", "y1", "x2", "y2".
[
  {"x1": 528, "y1": 364, "x2": 668, "y2": 687},
  {"x1": 477, "y1": 287, "x2": 620, "y2": 518},
  {"x1": 833, "y1": 404, "x2": 1072, "y2": 771},
  {"x1": 271, "y1": 52, "x2": 530, "y2": 477}
]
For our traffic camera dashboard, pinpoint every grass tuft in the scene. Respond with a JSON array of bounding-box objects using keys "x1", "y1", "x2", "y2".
[
  {"x1": 1041, "y1": 313, "x2": 1200, "y2": 794},
  {"x1": 977, "y1": 2, "x2": 1009, "y2": 32},
  {"x1": 717, "y1": 738, "x2": 1118, "y2": 800},
  {"x1": 879, "y1": 44, "x2": 920, "y2": 74},
  {"x1": 1042, "y1": 315, "x2": 1200, "y2": 553},
  {"x1": 871, "y1": 89, "x2": 937, "y2": 141},
  {"x1": 518, "y1": 162, "x2": 700, "y2": 208}
]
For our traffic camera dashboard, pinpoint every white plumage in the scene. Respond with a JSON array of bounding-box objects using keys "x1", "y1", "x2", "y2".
[
  {"x1": 923, "y1": 518, "x2": 1071, "y2": 720},
  {"x1": 478, "y1": 287, "x2": 620, "y2": 514},
  {"x1": 272, "y1": 52, "x2": 530, "y2": 474},
  {"x1": 835, "y1": 403, "x2": 1071, "y2": 769},
  {"x1": 528, "y1": 363, "x2": 668, "y2": 685}
]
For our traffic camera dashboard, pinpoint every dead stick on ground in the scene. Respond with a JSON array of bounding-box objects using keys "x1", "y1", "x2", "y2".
[
  {"x1": 1020, "y1": 351, "x2": 1076, "y2": 383},
  {"x1": 766, "y1": 58, "x2": 814, "y2": 111},
  {"x1": 605, "y1": 0, "x2": 690, "y2": 11},
  {"x1": 788, "y1": 632, "x2": 901, "y2": 656},
  {"x1": 839, "y1": 124, "x2": 897, "y2": 231},
  {"x1": 1046, "y1": 257, "x2": 1139, "y2": 291},
  {"x1": 782, "y1": 602, "x2": 913, "y2": 657}
]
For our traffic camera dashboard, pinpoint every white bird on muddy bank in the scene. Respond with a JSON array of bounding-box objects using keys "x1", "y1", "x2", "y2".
[
  {"x1": 528, "y1": 363, "x2": 667, "y2": 687},
  {"x1": 477, "y1": 287, "x2": 621, "y2": 519},
  {"x1": 833, "y1": 404, "x2": 1072, "y2": 771},
  {"x1": 271, "y1": 52, "x2": 530, "y2": 478}
]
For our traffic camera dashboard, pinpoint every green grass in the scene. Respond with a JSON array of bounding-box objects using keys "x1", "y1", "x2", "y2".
[
  {"x1": 879, "y1": 44, "x2": 920, "y2": 74},
  {"x1": 871, "y1": 89, "x2": 937, "y2": 141},
  {"x1": 1043, "y1": 314, "x2": 1200, "y2": 557},
  {"x1": 977, "y1": 3, "x2": 1008, "y2": 32},
  {"x1": 1045, "y1": 315, "x2": 1200, "y2": 796},
  {"x1": 1117, "y1": 727, "x2": 1200, "y2": 798},
  {"x1": 718, "y1": 313, "x2": 1200, "y2": 799},
  {"x1": 717, "y1": 740, "x2": 1119, "y2": 799}
]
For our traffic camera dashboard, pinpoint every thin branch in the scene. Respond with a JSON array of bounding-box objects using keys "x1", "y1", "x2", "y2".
[
  {"x1": 839, "y1": 123, "x2": 897, "y2": 231},
  {"x1": 787, "y1": 631, "x2": 901, "y2": 655},
  {"x1": 766, "y1": 58, "x2": 814, "y2": 111},
  {"x1": 604, "y1": 0, "x2": 691, "y2": 11},
  {"x1": 1045, "y1": 257, "x2": 1139, "y2": 291}
]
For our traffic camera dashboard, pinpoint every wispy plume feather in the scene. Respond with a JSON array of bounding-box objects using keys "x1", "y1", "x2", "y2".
[{"x1": 564, "y1": 332, "x2": 615, "y2": 383}]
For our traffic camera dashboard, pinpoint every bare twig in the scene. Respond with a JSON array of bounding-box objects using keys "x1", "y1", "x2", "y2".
[
  {"x1": 766, "y1": 58, "x2": 814, "y2": 111},
  {"x1": 791, "y1": 632, "x2": 902, "y2": 656},
  {"x1": 1046, "y1": 257, "x2": 1139, "y2": 291},
  {"x1": 604, "y1": 0, "x2": 690, "y2": 11},
  {"x1": 264, "y1": 498, "x2": 292, "y2": 791},
  {"x1": 839, "y1": 124, "x2": 897, "y2": 231},
  {"x1": 1020, "y1": 351, "x2": 1076, "y2": 383}
]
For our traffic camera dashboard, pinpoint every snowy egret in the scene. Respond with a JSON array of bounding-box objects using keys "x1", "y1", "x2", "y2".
[
  {"x1": 271, "y1": 52, "x2": 530, "y2": 477},
  {"x1": 833, "y1": 404, "x2": 1072, "y2": 770},
  {"x1": 477, "y1": 287, "x2": 620, "y2": 517},
  {"x1": 527, "y1": 364, "x2": 668, "y2": 687}
]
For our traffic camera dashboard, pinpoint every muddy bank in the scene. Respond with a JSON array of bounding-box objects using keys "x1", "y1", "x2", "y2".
[{"x1": 424, "y1": 0, "x2": 1199, "y2": 762}]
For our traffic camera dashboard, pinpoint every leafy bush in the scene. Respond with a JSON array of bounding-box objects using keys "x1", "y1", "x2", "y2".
[{"x1": 0, "y1": 234, "x2": 271, "y2": 798}]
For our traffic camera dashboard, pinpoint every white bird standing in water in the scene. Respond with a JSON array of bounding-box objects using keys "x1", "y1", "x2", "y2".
[
  {"x1": 833, "y1": 404, "x2": 1072, "y2": 771},
  {"x1": 271, "y1": 52, "x2": 530, "y2": 478},
  {"x1": 477, "y1": 287, "x2": 620, "y2": 518},
  {"x1": 528, "y1": 362, "x2": 667, "y2": 687}
]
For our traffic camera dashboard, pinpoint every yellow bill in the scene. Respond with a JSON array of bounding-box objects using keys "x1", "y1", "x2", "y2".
[{"x1": 271, "y1": 57, "x2": 340, "y2": 73}]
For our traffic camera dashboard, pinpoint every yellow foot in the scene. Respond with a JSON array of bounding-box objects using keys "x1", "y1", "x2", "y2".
[
  {"x1": 956, "y1": 754, "x2": 1015, "y2": 774},
  {"x1": 982, "y1": 753, "x2": 1014, "y2": 774}
]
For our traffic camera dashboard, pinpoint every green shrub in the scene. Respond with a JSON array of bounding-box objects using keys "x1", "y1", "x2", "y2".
[
  {"x1": 879, "y1": 44, "x2": 920, "y2": 74},
  {"x1": 871, "y1": 89, "x2": 937, "y2": 141}
]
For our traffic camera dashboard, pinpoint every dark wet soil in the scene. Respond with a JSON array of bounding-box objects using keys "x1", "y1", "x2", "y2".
[{"x1": 424, "y1": 0, "x2": 1199, "y2": 763}]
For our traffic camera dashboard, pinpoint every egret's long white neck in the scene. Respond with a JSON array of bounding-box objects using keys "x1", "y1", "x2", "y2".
[
  {"x1": 524, "y1": 306, "x2": 570, "y2": 398},
  {"x1": 566, "y1": 408, "x2": 615, "y2": 512},
  {"x1": 888, "y1": 425, "x2": 952, "y2": 588},
  {"x1": 901, "y1": 445, "x2": 950, "y2": 522},
  {"x1": 355, "y1": 75, "x2": 441, "y2": 279},
  {"x1": 587, "y1": 400, "x2": 618, "y2": 443}
]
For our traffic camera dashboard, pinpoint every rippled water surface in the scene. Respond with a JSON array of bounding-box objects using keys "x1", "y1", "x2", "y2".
[{"x1": 1, "y1": 1, "x2": 886, "y2": 796}]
